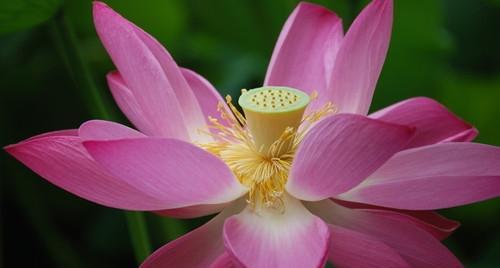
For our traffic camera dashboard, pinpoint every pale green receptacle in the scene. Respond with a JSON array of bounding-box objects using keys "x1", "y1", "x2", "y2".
[{"x1": 238, "y1": 86, "x2": 310, "y2": 151}]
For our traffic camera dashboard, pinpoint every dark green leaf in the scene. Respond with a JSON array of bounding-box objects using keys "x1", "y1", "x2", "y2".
[{"x1": 0, "y1": 0, "x2": 62, "y2": 35}]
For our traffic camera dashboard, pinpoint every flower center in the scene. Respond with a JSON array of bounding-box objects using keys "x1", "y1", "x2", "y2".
[{"x1": 201, "y1": 87, "x2": 334, "y2": 211}]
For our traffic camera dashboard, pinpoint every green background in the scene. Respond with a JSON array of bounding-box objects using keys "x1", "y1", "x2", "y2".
[{"x1": 1, "y1": 0, "x2": 499, "y2": 267}]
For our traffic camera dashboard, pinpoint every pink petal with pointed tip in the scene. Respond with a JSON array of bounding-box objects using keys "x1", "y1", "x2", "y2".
[
  {"x1": 265, "y1": 2, "x2": 343, "y2": 112},
  {"x1": 223, "y1": 196, "x2": 330, "y2": 268},
  {"x1": 132, "y1": 26, "x2": 208, "y2": 142},
  {"x1": 340, "y1": 143, "x2": 500, "y2": 209},
  {"x1": 327, "y1": 0, "x2": 393, "y2": 114},
  {"x1": 141, "y1": 204, "x2": 244, "y2": 268},
  {"x1": 80, "y1": 120, "x2": 235, "y2": 217},
  {"x1": 308, "y1": 200, "x2": 464, "y2": 267},
  {"x1": 4, "y1": 133, "x2": 168, "y2": 210},
  {"x1": 441, "y1": 128, "x2": 478, "y2": 143},
  {"x1": 399, "y1": 211, "x2": 460, "y2": 240},
  {"x1": 79, "y1": 120, "x2": 145, "y2": 141},
  {"x1": 287, "y1": 114, "x2": 414, "y2": 201},
  {"x1": 84, "y1": 137, "x2": 246, "y2": 210},
  {"x1": 371, "y1": 97, "x2": 477, "y2": 148},
  {"x1": 80, "y1": 119, "x2": 233, "y2": 218},
  {"x1": 93, "y1": 2, "x2": 189, "y2": 140},
  {"x1": 328, "y1": 224, "x2": 410, "y2": 268},
  {"x1": 333, "y1": 199, "x2": 460, "y2": 240},
  {"x1": 106, "y1": 71, "x2": 156, "y2": 135}
]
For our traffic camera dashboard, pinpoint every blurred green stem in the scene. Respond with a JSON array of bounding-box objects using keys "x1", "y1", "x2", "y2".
[
  {"x1": 161, "y1": 217, "x2": 187, "y2": 241},
  {"x1": 48, "y1": 11, "x2": 111, "y2": 119},
  {"x1": 48, "y1": 9, "x2": 151, "y2": 264},
  {"x1": 126, "y1": 212, "x2": 153, "y2": 262}
]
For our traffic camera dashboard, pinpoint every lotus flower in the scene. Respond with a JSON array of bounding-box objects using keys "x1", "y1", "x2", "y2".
[{"x1": 5, "y1": 0, "x2": 500, "y2": 267}]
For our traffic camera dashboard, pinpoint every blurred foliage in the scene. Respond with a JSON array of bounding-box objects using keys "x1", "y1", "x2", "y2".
[
  {"x1": 1, "y1": 0, "x2": 499, "y2": 267},
  {"x1": 0, "y1": 0, "x2": 62, "y2": 35}
]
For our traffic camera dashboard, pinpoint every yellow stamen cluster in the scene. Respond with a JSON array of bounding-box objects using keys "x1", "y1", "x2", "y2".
[{"x1": 200, "y1": 88, "x2": 335, "y2": 211}]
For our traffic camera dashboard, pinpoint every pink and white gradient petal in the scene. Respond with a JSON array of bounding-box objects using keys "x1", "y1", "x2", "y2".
[
  {"x1": 287, "y1": 114, "x2": 414, "y2": 201},
  {"x1": 339, "y1": 143, "x2": 500, "y2": 210},
  {"x1": 308, "y1": 200, "x2": 464, "y2": 267},
  {"x1": 84, "y1": 138, "x2": 247, "y2": 210},
  {"x1": 223, "y1": 196, "x2": 330, "y2": 268},
  {"x1": 264, "y1": 2, "x2": 343, "y2": 112},
  {"x1": 327, "y1": 0, "x2": 393, "y2": 114},
  {"x1": 371, "y1": 97, "x2": 477, "y2": 148},
  {"x1": 5, "y1": 133, "x2": 167, "y2": 210},
  {"x1": 328, "y1": 224, "x2": 410, "y2": 268},
  {"x1": 93, "y1": 2, "x2": 189, "y2": 140},
  {"x1": 141, "y1": 204, "x2": 244, "y2": 268}
]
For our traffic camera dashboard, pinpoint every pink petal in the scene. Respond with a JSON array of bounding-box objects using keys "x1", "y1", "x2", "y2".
[
  {"x1": 327, "y1": 0, "x2": 393, "y2": 114},
  {"x1": 398, "y1": 210, "x2": 460, "y2": 240},
  {"x1": 333, "y1": 199, "x2": 460, "y2": 240},
  {"x1": 106, "y1": 71, "x2": 156, "y2": 135},
  {"x1": 308, "y1": 200, "x2": 464, "y2": 267},
  {"x1": 340, "y1": 143, "x2": 500, "y2": 209},
  {"x1": 264, "y1": 2, "x2": 343, "y2": 112},
  {"x1": 155, "y1": 203, "x2": 229, "y2": 219},
  {"x1": 441, "y1": 128, "x2": 478, "y2": 143},
  {"x1": 79, "y1": 120, "x2": 145, "y2": 140},
  {"x1": 181, "y1": 68, "x2": 230, "y2": 125},
  {"x1": 371, "y1": 97, "x2": 478, "y2": 148},
  {"x1": 328, "y1": 224, "x2": 410, "y2": 268},
  {"x1": 209, "y1": 252, "x2": 239, "y2": 268},
  {"x1": 223, "y1": 196, "x2": 330, "y2": 268},
  {"x1": 80, "y1": 120, "x2": 235, "y2": 217},
  {"x1": 132, "y1": 26, "x2": 208, "y2": 142},
  {"x1": 80, "y1": 120, "x2": 233, "y2": 217},
  {"x1": 93, "y1": 2, "x2": 189, "y2": 140},
  {"x1": 84, "y1": 137, "x2": 246, "y2": 210},
  {"x1": 24, "y1": 129, "x2": 79, "y2": 141},
  {"x1": 4, "y1": 133, "x2": 169, "y2": 210},
  {"x1": 141, "y1": 203, "x2": 244, "y2": 268},
  {"x1": 287, "y1": 114, "x2": 414, "y2": 200}
]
